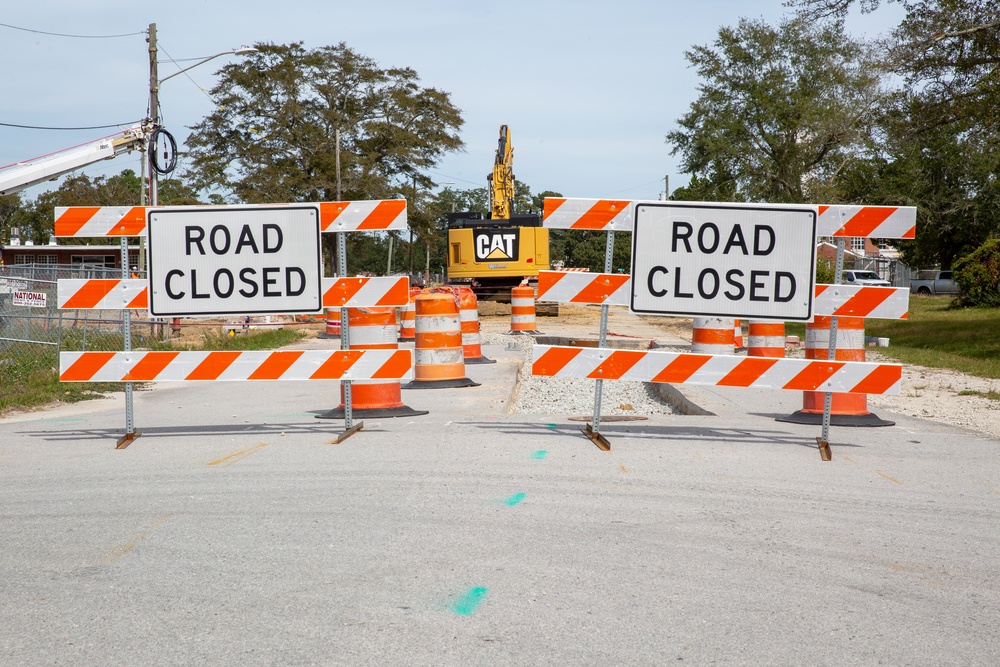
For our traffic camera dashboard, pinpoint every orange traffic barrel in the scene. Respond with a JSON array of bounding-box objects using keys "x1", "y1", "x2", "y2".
[
  {"x1": 317, "y1": 308, "x2": 342, "y2": 340},
  {"x1": 778, "y1": 316, "x2": 893, "y2": 427},
  {"x1": 509, "y1": 284, "x2": 540, "y2": 334},
  {"x1": 747, "y1": 320, "x2": 786, "y2": 358},
  {"x1": 404, "y1": 292, "x2": 479, "y2": 389},
  {"x1": 454, "y1": 286, "x2": 495, "y2": 364},
  {"x1": 398, "y1": 287, "x2": 420, "y2": 342},
  {"x1": 691, "y1": 317, "x2": 734, "y2": 355},
  {"x1": 317, "y1": 307, "x2": 428, "y2": 419},
  {"x1": 733, "y1": 319, "x2": 745, "y2": 350}
]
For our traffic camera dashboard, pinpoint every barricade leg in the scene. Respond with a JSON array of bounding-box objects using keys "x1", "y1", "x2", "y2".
[
  {"x1": 777, "y1": 316, "x2": 893, "y2": 427},
  {"x1": 316, "y1": 307, "x2": 428, "y2": 419},
  {"x1": 691, "y1": 317, "x2": 734, "y2": 355},
  {"x1": 509, "y1": 285, "x2": 541, "y2": 335},
  {"x1": 404, "y1": 293, "x2": 479, "y2": 389}
]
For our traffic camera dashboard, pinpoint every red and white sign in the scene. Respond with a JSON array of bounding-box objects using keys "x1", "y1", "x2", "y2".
[{"x1": 13, "y1": 291, "x2": 47, "y2": 308}]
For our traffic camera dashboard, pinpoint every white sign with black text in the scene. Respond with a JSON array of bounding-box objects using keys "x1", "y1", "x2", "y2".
[
  {"x1": 630, "y1": 202, "x2": 816, "y2": 321},
  {"x1": 148, "y1": 206, "x2": 323, "y2": 317}
]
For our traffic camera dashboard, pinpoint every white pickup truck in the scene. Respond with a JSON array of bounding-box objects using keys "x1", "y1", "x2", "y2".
[
  {"x1": 910, "y1": 270, "x2": 959, "y2": 295},
  {"x1": 841, "y1": 270, "x2": 891, "y2": 287}
]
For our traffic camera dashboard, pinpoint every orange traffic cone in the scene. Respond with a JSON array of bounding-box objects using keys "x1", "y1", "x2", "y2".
[
  {"x1": 316, "y1": 307, "x2": 428, "y2": 419},
  {"x1": 453, "y1": 285, "x2": 494, "y2": 364},
  {"x1": 404, "y1": 292, "x2": 479, "y2": 389},
  {"x1": 778, "y1": 316, "x2": 893, "y2": 427}
]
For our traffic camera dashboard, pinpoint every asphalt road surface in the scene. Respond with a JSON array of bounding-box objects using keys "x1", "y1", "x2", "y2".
[{"x1": 1, "y1": 342, "x2": 998, "y2": 665}]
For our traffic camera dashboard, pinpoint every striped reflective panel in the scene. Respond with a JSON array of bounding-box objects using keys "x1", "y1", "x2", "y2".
[
  {"x1": 59, "y1": 349, "x2": 413, "y2": 382},
  {"x1": 530, "y1": 345, "x2": 900, "y2": 395},
  {"x1": 536, "y1": 271, "x2": 631, "y2": 305}
]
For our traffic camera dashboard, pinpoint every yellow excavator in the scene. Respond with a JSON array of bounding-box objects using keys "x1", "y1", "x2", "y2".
[{"x1": 445, "y1": 125, "x2": 550, "y2": 300}]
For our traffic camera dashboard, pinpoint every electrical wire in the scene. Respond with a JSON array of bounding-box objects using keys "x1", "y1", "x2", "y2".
[
  {"x1": 149, "y1": 128, "x2": 178, "y2": 175},
  {"x1": 0, "y1": 120, "x2": 144, "y2": 131},
  {"x1": 0, "y1": 22, "x2": 144, "y2": 39}
]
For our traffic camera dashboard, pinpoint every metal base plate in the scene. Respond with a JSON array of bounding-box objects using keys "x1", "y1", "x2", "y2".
[
  {"x1": 582, "y1": 423, "x2": 611, "y2": 451},
  {"x1": 402, "y1": 378, "x2": 481, "y2": 389},
  {"x1": 315, "y1": 406, "x2": 429, "y2": 419},
  {"x1": 116, "y1": 431, "x2": 142, "y2": 449},
  {"x1": 776, "y1": 411, "x2": 895, "y2": 427}
]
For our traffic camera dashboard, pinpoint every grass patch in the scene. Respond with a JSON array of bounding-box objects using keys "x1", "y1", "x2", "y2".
[
  {"x1": 865, "y1": 297, "x2": 1000, "y2": 379},
  {"x1": 152, "y1": 327, "x2": 305, "y2": 351},
  {"x1": 1, "y1": 327, "x2": 307, "y2": 415},
  {"x1": 957, "y1": 389, "x2": 1000, "y2": 401}
]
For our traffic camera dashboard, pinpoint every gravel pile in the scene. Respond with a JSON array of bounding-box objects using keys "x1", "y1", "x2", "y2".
[{"x1": 482, "y1": 332, "x2": 680, "y2": 417}]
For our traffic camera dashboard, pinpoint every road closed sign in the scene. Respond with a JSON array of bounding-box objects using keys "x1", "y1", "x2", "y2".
[
  {"x1": 630, "y1": 202, "x2": 816, "y2": 321},
  {"x1": 148, "y1": 206, "x2": 323, "y2": 317}
]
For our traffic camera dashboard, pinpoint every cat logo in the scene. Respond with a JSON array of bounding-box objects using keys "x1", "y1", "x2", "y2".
[{"x1": 474, "y1": 229, "x2": 520, "y2": 262}]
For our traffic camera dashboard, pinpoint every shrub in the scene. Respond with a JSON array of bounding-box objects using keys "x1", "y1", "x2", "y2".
[{"x1": 953, "y1": 238, "x2": 1000, "y2": 307}]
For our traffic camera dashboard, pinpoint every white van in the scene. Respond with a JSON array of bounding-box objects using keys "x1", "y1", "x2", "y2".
[{"x1": 842, "y1": 270, "x2": 890, "y2": 287}]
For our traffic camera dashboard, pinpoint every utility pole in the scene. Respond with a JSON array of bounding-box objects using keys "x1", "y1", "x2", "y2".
[
  {"x1": 409, "y1": 174, "x2": 416, "y2": 277},
  {"x1": 664, "y1": 174, "x2": 670, "y2": 200}
]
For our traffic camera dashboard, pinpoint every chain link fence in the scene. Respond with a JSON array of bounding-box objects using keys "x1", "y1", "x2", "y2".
[{"x1": 1, "y1": 265, "x2": 169, "y2": 402}]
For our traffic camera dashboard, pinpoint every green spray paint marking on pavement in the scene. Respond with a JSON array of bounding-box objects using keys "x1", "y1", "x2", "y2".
[
  {"x1": 451, "y1": 587, "x2": 489, "y2": 616},
  {"x1": 504, "y1": 493, "x2": 526, "y2": 506},
  {"x1": 531, "y1": 450, "x2": 548, "y2": 460},
  {"x1": 545, "y1": 423, "x2": 557, "y2": 429}
]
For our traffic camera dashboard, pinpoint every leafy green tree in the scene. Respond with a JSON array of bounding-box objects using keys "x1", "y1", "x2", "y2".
[
  {"x1": 666, "y1": 17, "x2": 883, "y2": 204},
  {"x1": 790, "y1": 0, "x2": 1000, "y2": 133},
  {"x1": 185, "y1": 42, "x2": 463, "y2": 277},
  {"x1": 835, "y1": 91, "x2": 1000, "y2": 269},
  {"x1": 185, "y1": 42, "x2": 464, "y2": 205},
  {"x1": 0, "y1": 193, "x2": 21, "y2": 245},
  {"x1": 953, "y1": 238, "x2": 1000, "y2": 307}
]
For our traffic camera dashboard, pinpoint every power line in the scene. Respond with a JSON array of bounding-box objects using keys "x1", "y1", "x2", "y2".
[
  {"x1": 0, "y1": 120, "x2": 144, "y2": 131},
  {"x1": 0, "y1": 22, "x2": 143, "y2": 39}
]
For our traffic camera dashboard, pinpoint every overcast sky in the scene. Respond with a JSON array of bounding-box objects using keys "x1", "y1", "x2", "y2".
[{"x1": 1, "y1": 0, "x2": 903, "y2": 203}]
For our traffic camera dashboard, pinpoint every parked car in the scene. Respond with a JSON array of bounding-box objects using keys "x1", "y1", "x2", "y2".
[
  {"x1": 910, "y1": 270, "x2": 959, "y2": 296},
  {"x1": 841, "y1": 269, "x2": 891, "y2": 287}
]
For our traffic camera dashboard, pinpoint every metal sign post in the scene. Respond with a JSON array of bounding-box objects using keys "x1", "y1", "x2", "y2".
[
  {"x1": 117, "y1": 236, "x2": 140, "y2": 448},
  {"x1": 333, "y1": 229, "x2": 362, "y2": 443},
  {"x1": 582, "y1": 230, "x2": 615, "y2": 451},
  {"x1": 818, "y1": 237, "x2": 847, "y2": 461}
]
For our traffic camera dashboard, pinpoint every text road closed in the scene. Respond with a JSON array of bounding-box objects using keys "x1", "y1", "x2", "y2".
[
  {"x1": 148, "y1": 206, "x2": 323, "y2": 317},
  {"x1": 630, "y1": 202, "x2": 816, "y2": 321}
]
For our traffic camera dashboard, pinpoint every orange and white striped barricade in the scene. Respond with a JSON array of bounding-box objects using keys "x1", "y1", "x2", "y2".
[
  {"x1": 509, "y1": 284, "x2": 541, "y2": 334},
  {"x1": 453, "y1": 285, "x2": 494, "y2": 364},
  {"x1": 404, "y1": 292, "x2": 478, "y2": 389},
  {"x1": 60, "y1": 349, "x2": 413, "y2": 383},
  {"x1": 57, "y1": 279, "x2": 148, "y2": 310},
  {"x1": 53, "y1": 200, "x2": 408, "y2": 238},
  {"x1": 398, "y1": 287, "x2": 422, "y2": 342},
  {"x1": 813, "y1": 284, "x2": 910, "y2": 320},
  {"x1": 317, "y1": 276, "x2": 409, "y2": 340},
  {"x1": 747, "y1": 321, "x2": 786, "y2": 358},
  {"x1": 733, "y1": 319, "x2": 744, "y2": 350},
  {"x1": 691, "y1": 317, "x2": 735, "y2": 355},
  {"x1": 777, "y1": 316, "x2": 893, "y2": 427},
  {"x1": 316, "y1": 307, "x2": 427, "y2": 419},
  {"x1": 531, "y1": 345, "x2": 901, "y2": 396},
  {"x1": 536, "y1": 270, "x2": 630, "y2": 305},
  {"x1": 543, "y1": 199, "x2": 917, "y2": 240}
]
